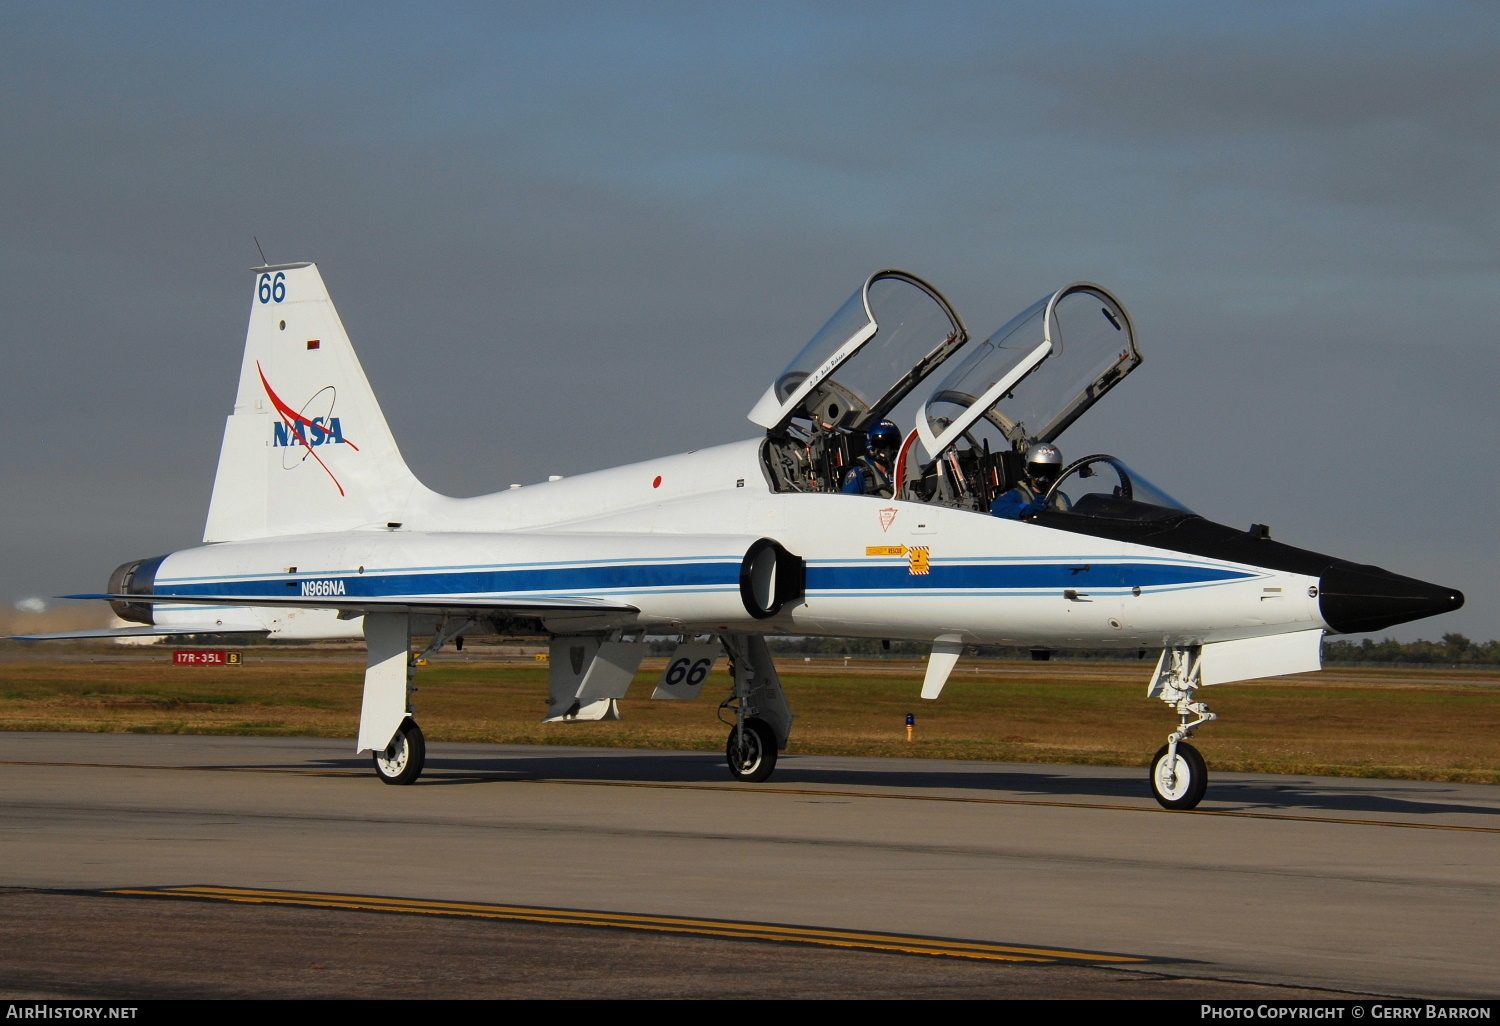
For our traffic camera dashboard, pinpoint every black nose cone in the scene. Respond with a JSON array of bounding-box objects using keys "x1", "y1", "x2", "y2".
[{"x1": 1319, "y1": 565, "x2": 1465, "y2": 635}]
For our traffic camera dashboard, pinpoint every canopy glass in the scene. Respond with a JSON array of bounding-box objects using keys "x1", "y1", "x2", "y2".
[
  {"x1": 917, "y1": 284, "x2": 1140, "y2": 458},
  {"x1": 749, "y1": 270, "x2": 967, "y2": 432}
]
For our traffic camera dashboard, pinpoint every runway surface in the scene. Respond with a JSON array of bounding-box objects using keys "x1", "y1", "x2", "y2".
[{"x1": 1, "y1": 732, "x2": 1497, "y2": 998}]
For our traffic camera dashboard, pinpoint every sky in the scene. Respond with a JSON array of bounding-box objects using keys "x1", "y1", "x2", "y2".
[{"x1": 0, "y1": 1, "x2": 1494, "y2": 641}]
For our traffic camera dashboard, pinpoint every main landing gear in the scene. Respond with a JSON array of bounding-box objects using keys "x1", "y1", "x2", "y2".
[
  {"x1": 726, "y1": 718, "x2": 777, "y2": 783},
  {"x1": 374, "y1": 719, "x2": 426, "y2": 785},
  {"x1": 719, "y1": 634, "x2": 794, "y2": 783},
  {"x1": 360, "y1": 614, "x2": 473, "y2": 786},
  {"x1": 1147, "y1": 646, "x2": 1216, "y2": 810}
]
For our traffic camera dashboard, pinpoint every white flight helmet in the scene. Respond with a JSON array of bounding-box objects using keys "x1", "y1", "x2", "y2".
[{"x1": 1024, "y1": 443, "x2": 1063, "y2": 487}]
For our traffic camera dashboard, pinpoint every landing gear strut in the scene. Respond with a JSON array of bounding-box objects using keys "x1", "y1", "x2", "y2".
[{"x1": 1147, "y1": 646, "x2": 1216, "y2": 810}]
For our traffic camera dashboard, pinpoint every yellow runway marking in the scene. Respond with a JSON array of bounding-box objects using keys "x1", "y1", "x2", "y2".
[
  {"x1": 103, "y1": 885, "x2": 1151, "y2": 965},
  {"x1": 7, "y1": 759, "x2": 1499, "y2": 834}
]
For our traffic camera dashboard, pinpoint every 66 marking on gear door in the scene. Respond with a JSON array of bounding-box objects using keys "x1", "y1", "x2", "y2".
[{"x1": 651, "y1": 643, "x2": 720, "y2": 700}]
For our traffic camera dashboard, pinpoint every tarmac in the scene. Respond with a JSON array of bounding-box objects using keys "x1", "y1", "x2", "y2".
[{"x1": 1, "y1": 732, "x2": 1497, "y2": 999}]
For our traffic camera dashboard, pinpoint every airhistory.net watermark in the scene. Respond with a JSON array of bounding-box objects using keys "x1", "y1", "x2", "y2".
[{"x1": 5, "y1": 1008, "x2": 137, "y2": 1020}]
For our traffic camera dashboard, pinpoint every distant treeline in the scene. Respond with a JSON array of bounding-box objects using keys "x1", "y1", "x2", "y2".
[
  {"x1": 1322, "y1": 633, "x2": 1499, "y2": 667},
  {"x1": 156, "y1": 629, "x2": 1497, "y2": 667},
  {"x1": 761, "y1": 633, "x2": 1500, "y2": 667}
]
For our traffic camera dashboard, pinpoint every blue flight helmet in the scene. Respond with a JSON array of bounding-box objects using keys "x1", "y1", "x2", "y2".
[{"x1": 867, "y1": 420, "x2": 902, "y2": 463}]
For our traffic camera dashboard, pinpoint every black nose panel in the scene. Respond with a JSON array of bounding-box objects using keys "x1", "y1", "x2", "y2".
[
  {"x1": 1027, "y1": 506, "x2": 1464, "y2": 636},
  {"x1": 1318, "y1": 566, "x2": 1464, "y2": 635}
]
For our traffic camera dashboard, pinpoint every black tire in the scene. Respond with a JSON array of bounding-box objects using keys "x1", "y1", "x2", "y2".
[
  {"x1": 373, "y1": 720, "x2": 426, "y2": 785},
  {"x1": 726, "y1": 718, "x2": 778, "y2": 783},
  {"x1": 1149, "y1": 741, "x2": 1206, "y2": 810}
]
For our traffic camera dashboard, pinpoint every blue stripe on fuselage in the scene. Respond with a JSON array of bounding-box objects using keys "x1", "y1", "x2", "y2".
[
  {"x1": 154, "y1": 558, "x2": 1256, "y2": 601},
  {"x1": 159, "y1": 561, "x2": 742, "y2": 599},
  {"x1": 809, "y1": 561, "x2": 1255, "y2": 592}
]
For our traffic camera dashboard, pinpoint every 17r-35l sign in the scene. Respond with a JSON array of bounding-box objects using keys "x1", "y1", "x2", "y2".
[{"x1": 172, "y1": 651, "x2": 242, "y2": 666}]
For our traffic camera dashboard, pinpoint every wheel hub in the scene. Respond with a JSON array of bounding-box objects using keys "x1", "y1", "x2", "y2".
[
  {"x1": 377, "y1": 736, "x2": 409, "y2": 776},
  {"x1": 1155, "y1": 754, "x2": 1190, "y2": 800}
]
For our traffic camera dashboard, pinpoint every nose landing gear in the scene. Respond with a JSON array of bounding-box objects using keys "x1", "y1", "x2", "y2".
[
  {"x1": 1150, "y1": 740, "x2": 1206, "y2": 809},
  {"x1": 1147, "y1": 646, "x2": 1216, "y2": 810}
]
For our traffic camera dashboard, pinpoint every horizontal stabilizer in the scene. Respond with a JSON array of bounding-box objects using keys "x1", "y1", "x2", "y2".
[
  {"x1": 10, "y1": 625, "x2": 269, "y2": 641},
  {"x1": 65, "y1": 593, "x2": 639, "y2": 616}
]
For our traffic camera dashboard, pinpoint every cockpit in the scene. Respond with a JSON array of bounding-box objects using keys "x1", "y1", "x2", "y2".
[
  {"x1": 1035, "y1": 454, "x2": 1190, "y2": 521},
  {"x1": 752, "y1": 270, "x2": 967, "y2": 494},
  {"x1": 754, "y1": 271, "x2": 1195, "y2": 529}
]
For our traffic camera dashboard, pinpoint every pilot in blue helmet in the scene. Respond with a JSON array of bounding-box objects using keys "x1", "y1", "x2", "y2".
[{"x1": 842, "y1": 420, "x2": 901, "y2": 498}]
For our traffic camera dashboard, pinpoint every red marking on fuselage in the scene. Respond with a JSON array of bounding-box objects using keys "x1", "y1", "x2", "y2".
[{"x1": 257, "y1": 362, "x2": 359, "y2": 496}]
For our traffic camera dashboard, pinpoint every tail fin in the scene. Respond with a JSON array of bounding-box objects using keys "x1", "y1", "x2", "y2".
[{"x1": 203, "y1": 263, "x2": 429, "y2": 542}]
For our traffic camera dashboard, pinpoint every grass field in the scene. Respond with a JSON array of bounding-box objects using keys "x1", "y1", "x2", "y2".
[{"x1": 3, "y1": 648, "x2": 1498, "y2": 784}]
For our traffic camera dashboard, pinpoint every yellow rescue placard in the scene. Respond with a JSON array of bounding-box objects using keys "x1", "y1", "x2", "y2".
[
  {"x1": 908, "y1": 546, "x2": 931, "y2": 575},
  {"x1": 866, "y1": 545, "x2": 908, "y2": 556}
]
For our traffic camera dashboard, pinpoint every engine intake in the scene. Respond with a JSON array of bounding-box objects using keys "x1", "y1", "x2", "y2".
[{"x1": 740, "y1": 538, "x2": 806, "y2": 620}]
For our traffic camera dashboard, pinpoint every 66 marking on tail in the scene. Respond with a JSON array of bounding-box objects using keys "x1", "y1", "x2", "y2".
[
  {"x1": 651, "y1": 643, "x2": 720, "y2": 701},
  {"x1": 258, "y1": 272, "x2": 286, "y2": 304}
]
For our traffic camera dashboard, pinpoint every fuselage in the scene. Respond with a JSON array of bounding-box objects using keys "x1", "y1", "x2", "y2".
[{"x1": 145, "y1": 438, "x2": 1328, "y2": 647}]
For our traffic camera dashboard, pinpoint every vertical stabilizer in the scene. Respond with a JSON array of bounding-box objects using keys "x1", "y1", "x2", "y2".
[{"x1": 204, "y1": 263, "x2": 428, "y2": 542}]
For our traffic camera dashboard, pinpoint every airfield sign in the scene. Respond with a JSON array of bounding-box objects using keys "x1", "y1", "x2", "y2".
[{"x1": 172, "y1": 651, "x2": 242, "y2": 666}]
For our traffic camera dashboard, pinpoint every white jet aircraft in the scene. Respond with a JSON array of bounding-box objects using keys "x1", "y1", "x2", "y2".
[{"x1": 22, "y1": 264, "x2": 1463, "y2": 809}]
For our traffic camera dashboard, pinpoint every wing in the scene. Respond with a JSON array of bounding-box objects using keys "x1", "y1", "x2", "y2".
[
  {"x1": 13, "y1": 592, "x2": 639, "y2": 641},
  {"x1": 61, "y1": 592, "x2": 639, "y2": 617},
  {"x1": 10, "y1": 624, "x2": 271, "y2": 641}
]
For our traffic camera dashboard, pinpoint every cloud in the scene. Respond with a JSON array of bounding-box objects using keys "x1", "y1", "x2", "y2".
[{"x1": 986, "y1": 13, "x2": 1500, "y2": 245}]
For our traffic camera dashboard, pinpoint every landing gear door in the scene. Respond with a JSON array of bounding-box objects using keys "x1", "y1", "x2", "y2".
[
  {"x1": 748, "y1": 270, "x2": 968, "y2": 432},
  {"x1": 915, "y1": 283, "x2": 1140, "y2": 459}
]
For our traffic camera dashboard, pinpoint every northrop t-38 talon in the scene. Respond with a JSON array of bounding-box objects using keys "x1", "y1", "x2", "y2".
[{"x1": 23, "y1": 263, "x2": 1463, "y2": 808}]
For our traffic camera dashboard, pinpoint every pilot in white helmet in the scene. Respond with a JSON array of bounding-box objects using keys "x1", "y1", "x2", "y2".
[{"x1": 991, "y1": 443, "x2": 1065, "y2": 520}]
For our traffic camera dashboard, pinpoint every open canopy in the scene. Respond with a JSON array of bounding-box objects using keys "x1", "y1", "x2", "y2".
[
  {"x1": 915, "y1": 283, "x2": 1140, "y2": 458},
  {"x1": 748, "y1": 270, "x2": 968, "y2": 432}
]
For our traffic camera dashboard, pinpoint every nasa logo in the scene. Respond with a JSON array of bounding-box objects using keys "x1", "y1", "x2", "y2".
[
  {"x1": 256, "y1": 361, "x2": 361, "y2": 497},
  {"x1": 273, "y1": 418, "x2": 347, "y2": 448},
  {"x1": 300, "y1": 579, "x2": 347, "y2": 597}
]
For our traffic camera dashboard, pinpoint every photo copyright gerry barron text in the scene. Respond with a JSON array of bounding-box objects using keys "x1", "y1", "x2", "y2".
[{"x1": 1202, "y1": 1007, "x2": 1492, "y2": 1020}]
